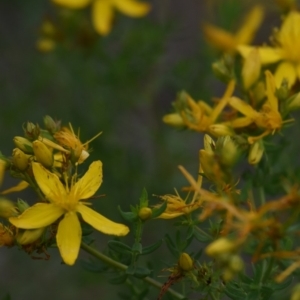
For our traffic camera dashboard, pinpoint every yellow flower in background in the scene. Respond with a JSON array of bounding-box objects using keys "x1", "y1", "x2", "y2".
[
  {"x1": 9, "y1": 161, "x2": 129, "y2": 265},
  {"x1": 203, "y1": 5, "x2": 264, "y2": 53},
  {"x1": 52, "y1": 0, "x2": 151, "y2": 35},
  {"x1": 163, "y1": 80, "x2": 235, "y2": 136},
  {"x1": 229, "y1": 71, "x2": 284, "y2": 143},
  {"x1": 238, "y1": 11, "x2": 300, "y2": 88}
]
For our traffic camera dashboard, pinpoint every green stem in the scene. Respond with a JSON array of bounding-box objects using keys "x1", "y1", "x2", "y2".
[
  {"x1": 258, "y1": 185, "x2": 265, "y2": 206},
  {"x1": 194, "y1": 225, "x2": 212, "y2": 240},
  {"x1": 261, "y1": 257, "x2": 275, "y2": 283},
  {"x1": 81, "y1": 242, "x2": 186, "y2": 300}
]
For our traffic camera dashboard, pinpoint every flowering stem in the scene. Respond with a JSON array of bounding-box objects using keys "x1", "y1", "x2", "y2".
[
  {"x1": 81, "y1": 242, "x2": 186, "y2": 299},
  {"x1": 24, "y1": 172, "x2": 45, "y2": 201}
]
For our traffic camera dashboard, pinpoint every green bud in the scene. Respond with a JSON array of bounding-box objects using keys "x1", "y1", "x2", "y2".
[
  {"x1": 209, "y1": 124, "x2": 234, "y2": 137},
  {"x1": 17, "y1": 199, "x2": 30, "y2": 213},
  {"x1": 23, "y1": 122, "x2": 40, "y2": 139},
  {"x1": 248, "y1": 140, "x2": 264, "y2": 165},
  {"x1": 228, "y1": 255, "x2": 244, "y2": 272},
  {"x1": 203, "y1": 134, "x2": 215, "y2": 154},
  {"x1": 44, "y1": 115, "x2": 60, "y2": 134}
]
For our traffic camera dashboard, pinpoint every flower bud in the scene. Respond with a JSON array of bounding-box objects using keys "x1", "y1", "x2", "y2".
[
  {"x1": 17, "y1": 199, "x2": 30, "y2": 213},
  {"x1": 209, "y1": 124, "x2": 234, "y2": 137},
  {"x1": 23, "y1": 122, "x2": 40, "y2": 139},
  {"x1": 0, "y1": 159, "x2": 7, "y2": 187},
  {"x1": 33, "y1": 140, "x2": 53, "y2": 168},
  {"x1": 286, "y1": 92, "x2": 300, "y2": 112},
  {"x1": 205, "y1": 238, "x2": 236, "y2": 257},
  {"x1": 162, "y1": 113, "x2": 184, "y2": 127},
  {"x1": 222, "y1": 268, "x2": 235, "y2": 282},
  {"x1": 36, "y1": 38, "x2": 56, "y2": 53},
  {"x1": 138, "y1": 207, "x2": 152, "y2": 221},
  {"x1": 16, "y1": 227, "x2": 45, "y2": 245},
  {"x1": 12, "y1": 148, "x2": 30, "y2": 171},
  {"x1": 218, "y1": 136, "x2": 240, "y2": 167},
  {"x1": 248, "y1": 140, "x2": 264, "y2": 165},
  {"x1": 228, "y1": 255, "x2": 244, "y2": 272},
  {"x1": 43, "y1": 115, "x2": 60, "y2": 134},
  {"x1": 0, "y1": 224, "x2": 14, "y2": 247},
  {"x1": 13, "y1": 136, "x2": 33, "y2": 154},
  {"x1": 211, "y1": 56, "x2": 235, "y2": 83},
  {"x1": 203, "y1": 134, "x2": 215, "y2": 154},
  {"x1": 0, "y1": 198, "x2": 18, "y2": 218},
  {"x1": 242, "y1": 48, "x2": 261, "y2": 90},
  {"x1": 179, "y1": 252, "x2": 193, "y2": 271}
]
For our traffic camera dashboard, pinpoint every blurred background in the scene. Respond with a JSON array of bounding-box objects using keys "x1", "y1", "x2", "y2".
[{"x1": 0, "y1": 0, "x2": 294, "y2": 299}]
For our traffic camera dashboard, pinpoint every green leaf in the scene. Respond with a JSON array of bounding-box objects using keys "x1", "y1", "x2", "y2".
[
  {"x1": 193, "y1": 228, "x2": 211, "y2": 243},
  {"x1": 164, "y1": 234, "x2": 180, "y2": 257},
  {"x1": 108, "y1": 273, "x2": 128, "y2": 285},
  {"x1": 141, "y1": 239, "x2": 162, "y2": 255},
  {"x1": 151, "y1": 201, "x2": 167, "y2": 218},
  {"x1": 133, "y1": 266, "x2": 152, "y2": 278},
  {"x1": 118, "y1": 206, "x2": 138, "y2": 222},
  {"x1": 108, "y1": 240, "x2": 132, "y2": 254},
  {"x1": 139, "y1": 188, "x2": 148, "y2": 207}
]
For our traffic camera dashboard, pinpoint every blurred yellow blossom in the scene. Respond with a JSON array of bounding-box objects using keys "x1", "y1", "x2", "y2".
[
  {"x1": 9, "y1": 161, "x2": 129, "y2": 265},
  {"x1": 203, "y1": 5, "x2": 264, "y2": 53},
  {"x1": 52, "y1": 0, "x2": 151, "y2": 35},
  {"x1": 239, "y1": 11, "x2": 300, "y2": 88}
]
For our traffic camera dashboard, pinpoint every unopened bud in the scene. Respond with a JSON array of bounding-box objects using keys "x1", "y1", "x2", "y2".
[
  {"x1": 222, "y1": 268, "x2": 235, "y2": 282},
  {"x1": 0, "y1": 224, "x2": 14, "y2": 247},
  {"x1": 138, "y1": 207, "x2": 152, "y2": 221},
  {"x1": 16, "y1": 227, "x2": 45, "y2": 245},
  {"x1": 228, "y1": 255, "x2": 244, "y2": 272},
  {"x1": 17, "y1": 199, "x2": 30, "y2": 213},
  {"x1": 248, "y1": 140, "x2": 264, "y2": 165},
  {"x1": 23, "y1": 122, "x2": 40, "y2": 139},
  {"x1": 43, "y1": 115, "x2": 60, "y2": 134},
  {"x1": 212, "y1": 56, "x2": 235, "y2": 83},
  {"x1": 205, "y1": 238, "x2": 236, "y2": 257},
  {"x1": 218, "y1": 136, "x2": 240, "y2": 167},
  {"x1": 203, "y1": 134, "x2": 215, "y2": 154},
  {"x1": 36, "y1": 38, "x2": 56, "y2": 53},
  {"x1": 179, "y1": 252, "x2": 193, "y2": 271},
  {"x1": 209, "y1": 124, "x2": 234, "y2": 137},
  {"x1": 33, "y1": 140, "x2": 53, "y2": 168},
  {"x1": 12, "y1": 148, "x2": 30, "y2": 171},
  {"x1": 286, "y1": 92, "x2": 300, "y2": 112},
  {"x1": 0, "y1": 198, "x2": 18, "y2": 218},
  {"x1": 13, "y1": 137, "x2": 33, "y2": 154},
  {"x1": 162, "y1": 113, "x2": 184, "y2": 127}
]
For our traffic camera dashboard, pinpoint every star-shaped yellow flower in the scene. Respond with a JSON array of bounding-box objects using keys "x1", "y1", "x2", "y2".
[
  {"x1": 9, "y1": 161, "x2": 129, "y2": 265},
  {"x1": 52, "y1": 0, "x2": 151, "y2": 35},
  {"x1": 238, "y1": 11, "x2": 300, "y2": 88},
  {"x1": 203, "y1": 5, "x2": 264, "y2": 53}
]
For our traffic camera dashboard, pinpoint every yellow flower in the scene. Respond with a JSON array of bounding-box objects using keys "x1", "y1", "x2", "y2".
[
  {"x1": 9, "y1": 161, "x2": 129, "y2": 265},
  {"x1": 203, "y1": 5, "x2": 264, "y2": 53},
  {"x1": 229, "y1": 71, "x2": 284, "y2": 143},
  {"x1": 52, "y1": 0, "x2": 151, "y2": 35},
  {"x1": 163, "y1": 80, "x2": 235, "y2": 135},
  {"x1": 238, "y1": 11, "x2": 300, "y2": 87}
]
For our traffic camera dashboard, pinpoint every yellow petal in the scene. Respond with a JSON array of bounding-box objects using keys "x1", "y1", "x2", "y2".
[
  {"x1": 92, "y1": 0, "x2": 114, "y2": 35},
  {"x1": 274, "y1": 62, "x2": 297, "y2": 88},
  {"x1": 113, "y1": 0, "x2": 151, "y2": 17},
  {"x1": 203, "y1": 23, "x2": 236, "y2": 52},
  {"x1": 0, "y1": 160, "x2": 5, "y2": 187},
  {"x1": 265, "y1": 70, "x2": 278, "y2": 111},
  {"x1": 77, "y1": 204, "x2": 129, "y2": 236},
  {"x1": 296, "y1": 63, "x2": 300, "y2": 81},
  {"x1": 56, "y1": 212, "x2": 81, "y2": 266},
  {"x1": 32, "y1": 162, "x2": 67, "y2": 203},
  {"x1": 229, "y1": 97, "x2": 259, "y2": 119},
  {"x1": 9, "y1": 203, "x2": 64, "y2": 229},
  {"x1": 1, "y1": 180, "x2": 29, "y2": 195},
  {"x1": 71, "y1": 161, "x2": 102, "y2": 200},
  {"x1": 52, "y1": 0, "x2": 91, "y2": 9},
  {"x1": 238, "y1": 46, "x2": 283, "y2": 64},
  {"x1": 235, "y1": 5, "x2": 264, "y2": 45},
  {"x1": 242, "y1": 48, "x2": 261, "y2": 89},
  {"x1": 231, "y1": 116, "x2": 253, "y2": 128}
]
